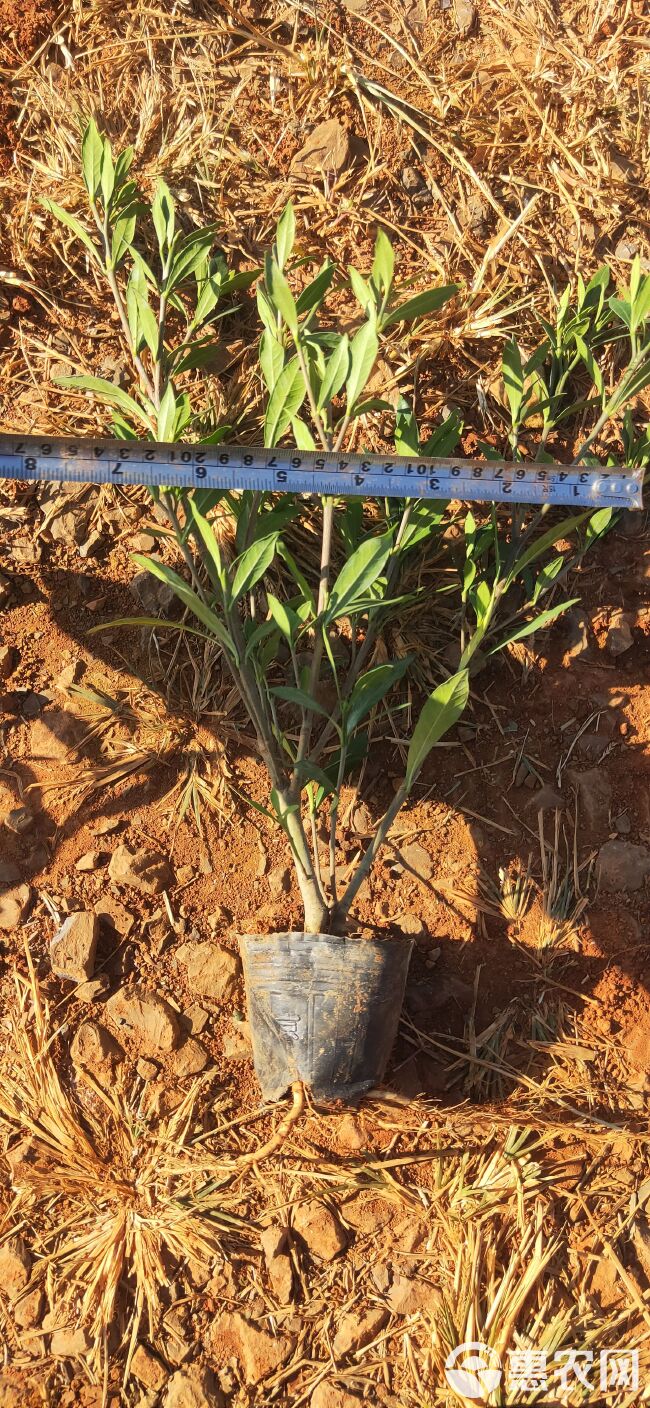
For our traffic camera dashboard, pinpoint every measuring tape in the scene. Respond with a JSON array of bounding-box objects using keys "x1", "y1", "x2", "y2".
[{"x1": 0, "y1": 434, "x2": 643, "y2": 508}]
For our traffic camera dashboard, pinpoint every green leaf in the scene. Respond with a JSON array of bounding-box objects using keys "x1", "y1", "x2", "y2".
[
  {"x1": 348, "y1": 266, "x2": 374, "y2": 315},
  {"x1": 113, "y1": 145, "x2": 135, "y2": 191},
  {"x1": 422, "y1": 409, "x2": 462, "y2": 457},
  {"x1": 42, "y1": 199, "x2": 100, "y2": 266},
  {"x1": 394, "y1": 396, "x2": 419, "y2": 456},
  {"x1": 317, "y1": 335, "x2": 350, "y2": 410},
  {"x1": 505, "y1": 513, "x2": 587, "y2": 584},
  {"x1": 502, "y1": 338, "x2": 524, "y2": 425},
  {"x1": 345, "y1": 319, "x2": 379, "y2": 409},
  {"x1": 100, "y1": 141, "x2": 115, "y2": 209},
  {"x1": 81, "y1": 119, "x2": 103, "y2": 200},
  {"x1": 275, "y1": 201, "x2": 296, "y2": 269},
  {"x1": 264, "y1": 252, "x2": 298, "y2": 334},
  {"x1": 165, "y1": 229, "x2": 217, "y2": 293},
  {"x1": 152, "y1": 179, "x2": 175, "y2": 263},
  {"x1": 231, "y1": 533, "x2": 278, "y2": 603},
  {"x1": 382, "y1": 284, "x2": 458, "y2": 329},
  {"x1": 532, "y1": 554, "x2": 564, "y2": 603},
  {"x1": 291, "y1": 417, "x2": 316, "y2": 450},
  {"x1": 267, "y1": 592, "x2": 299, "y2": 640},
  {"x1": 56, "y1": 375, "x2": 153, "y2": 430},
  {"x1": 325, "y1": 531, "x2": 393, "y2": 624},
  {"x1": 609, "y1": 296, "x2": 632, "y2": 330},
  {"x1": 264, "y1": 356, "x2": 306, "y2": 446},
  {"x1": 157, "y1": 382, "x2": 177, "y2": 442},
  {"x1": 585, "y1": 507, "x2": 614, "y2": 542},
  {"x1": 346, "y1": 658, "x2": 410, "y2": 732},
  {"x1": 371, "y1": 228, "x2": 394, "y2": 301},
  {"x1": 111, "y1": 209, "x2": 137, "y2": 269},
  {"x1": 271, "y1": 685, "x2": 330, "y2": 718},
  {"x1": 296, "y1": 261, "x2": 336, "y2": 317},
  {"x1": 405, "y1": 669, "x2": 469, "y2": 789},
  {"x1": 259, "y1": 328, "x2": 285, "y2": 394},
  {"x1": 487, "y1": 599, "x2": 580, "y2": 655},
  {"x1": 132, "y1": 555, "x2": 231, "y2": 647},
  {"x1": 277, "y1": 542, "x2": 316, "y2": 612}
]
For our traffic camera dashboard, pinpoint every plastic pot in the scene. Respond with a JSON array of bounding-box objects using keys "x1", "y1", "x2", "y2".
[{"x1": 240, "y1": 930, "x2": 413, "y2": 1103}]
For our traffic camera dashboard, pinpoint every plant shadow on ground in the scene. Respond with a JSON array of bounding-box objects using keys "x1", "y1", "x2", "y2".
[{"x1": 1, "y1": 537, "x2": 648, "y2": 1127}]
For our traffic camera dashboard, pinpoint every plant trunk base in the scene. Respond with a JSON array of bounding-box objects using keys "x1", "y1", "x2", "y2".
[{"x1": 240, "y1": 931, "x2": 413, "y2": 1103}]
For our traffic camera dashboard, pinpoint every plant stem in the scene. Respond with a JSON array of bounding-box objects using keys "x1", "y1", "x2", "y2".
[
  {"x1": 289, "y1": 495, "x2": 335, "y2": 799},
  {"x1": 92, "y1": 204, "x2": 156, "y2": 404},
  {"x1": 294, "y1": 338, "x2": 331, "y2": 451},
  {"x1": 333, "y1": 779, "x2": 409, "y2": 927},
  {"x1": 574, "y1": 344, "x2": 650, "y2": 462}
]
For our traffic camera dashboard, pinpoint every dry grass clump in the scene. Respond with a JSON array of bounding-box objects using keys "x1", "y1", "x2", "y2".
[{"x1": 0, "y1": 952, "x2": 251, "y2": 1373}]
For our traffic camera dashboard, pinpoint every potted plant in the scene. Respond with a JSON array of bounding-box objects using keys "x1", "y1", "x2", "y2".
[{"x1": 46, "y1": 124, "x2": 641, "y2": 1103}]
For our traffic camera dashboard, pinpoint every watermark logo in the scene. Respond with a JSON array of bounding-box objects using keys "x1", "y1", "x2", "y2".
[
  {"x1": 444, "y1": 1343, "x2": 502, "y2": 1399},
  {"x1": 444, "y1": 1344, "x2": 640, "y2": 1400}
]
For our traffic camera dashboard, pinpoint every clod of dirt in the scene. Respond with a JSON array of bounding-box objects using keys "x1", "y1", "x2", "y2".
[
  {"x1": 622, "y1": 1015, "x2": 650, "y2": 1079},
  {"x1": 268, "y1": 866, "x2": 291, "y2": 897},
  {"x1": 175, "y1": 941, "x2": 241, "y2": 1001},
  {"x1": 108, "y1": 844, "x2": 174, "y2": 894},
  {"x1": 527, "y1": 784, "x2": 565, "y2": 812},
  {"x1": 0, "y1": 1237, "x2": 31, "y2": 1301},
  {"x1": 336, "y1": 1114, "x2": 365, "y2": 1151},
  {"x1": 95, "y1": 895, "x2": 134, "y2": 937},
  {"x1": 292, "y1": 1200, "x2": 347, "y2": 1261},
  {"x1": 396, "y1": 913, "x2": 426, "y2": 938},
  {"x1": 310, "y1": 1384, "x2": 363, "y2": 1408},
  {"x1": 567, "y1": 769, "x2": 612, "y2": 832},
  {"x1": 291, "y1": 119, "x2": 351, "y2": 177},
  {"x1": 332, "y1": 1306, "x2": 388, "y2": 1358},
  {"x1": 209, "y1": 1311, "x2": 295, "y2": 1386},
  {"x1": 105, "y1": 987, "x2": 181, "y2": 1053},
  {"x1": 49, "y1": 1325, "x2": 91, "y2": 1358},
  {"x1": 182, "y1": 1003, "x2": 210, "y2": 1034},
  {"x1": 0, "y1": 861, "x2": 21, "y2": 885},
  {"x1": 70, "y1": 1021, "x2": 124, "y2": 1079},
  {"x1": 222, "y1": 1019, "x2": 252, "y2": 1060},
  {"x1": 394, "y1": 841, "x2": 433, "y2": 881},
  {"x1": 3, "y1": 807, "x2": 34, "y2": 835},
  {"x1": 597, "y1": 840, "x2": 650, "y2": 891},
  {"x1": 55, "y1": 660, "x2": 84, "y2": 692},
  {"x1": 132, "y1": 1344, "x2": 167, "y2": 1391},
  {"x1": 13, "y1": 1284, "x2": 44, "y2": 1330},
  {"x1": 387, "y1": 1270, "x2": 437, "y2": 1315},
  {"x1": 75, "y1": 975, "x2": 110, "y2": 1002},
  {"x1": 164, "y1": 1366, "x2": 224, "y2": 1407},
  {"x1": 0, "y1": 644, "x2": 15, "y2": 679},
  {"x1": 29, "y1": 709, "x2": 83, "y2": 761},
  {"x1": 131, "y1": 568, "x2": 176, "y2": 614},
  {"x1": 0, "y1": 883, "x2": 33, "y2": 931},
  {"x1": 606, "y1": 611, "x2": 634, "y2": 656},
  {"x1": 563, "y1": 606, "x2": 593, "y2": 659},
  {"x1": 50, "y1": 911, "x2": 99, "y2": 983},
  {"x1": 75, "y1": 850, "x2": 108, "y2": 872},
  {"x1": 260, "y1": 1226, "x2": 293, "y2": 1303},
  {"x1": 171, "y1": 1037, "x2": 209, "y2": 1078},
  {"x1": 454, "y1": 0, "x2": 476, "y2": 32}
]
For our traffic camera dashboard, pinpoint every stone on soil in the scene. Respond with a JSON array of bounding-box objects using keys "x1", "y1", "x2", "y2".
[
  {"x1": 75, "y1": 850, "x2": 108, "y2": 872},
  {"x1": 182, "y1": 1003, "x2": 210, "y2": 1034},
  {"x1": 260, "y1": 1226, "x2": 293, "y2": 1302},
  {"x1": 568, "y1": 768, "x2": 612, "y2": 832},
  {"x1": 597, "y1": 840, "x2": 650, "y2": 891},
  {"x1": 50, "y1": 911, "x2": 98, "y2": 983},
  {"x1": 332, "y1": 1306, "x2": 388, "y2": 1358},
  {"x1": 210, "y1": 1311, "x2": 295, "y2": 1385},
  {"x1": 0, "y1": 1238, "x2": 31, "y2": 1301},
  {"x1": 132, "y1": 1344, "x2": 167, "y2": 1391},
  {"x1": 29, "y1": 709, "x2": 82, "y2": 761},
  {"x1": 0, "y1": 884, "x2": 32, "y2": 931},
  {"x1": 108, "y1": 843, "x2": 174, "y2": 894},
  {"x1": 606, "y1": 611, "x2": 634, "y2": 656},
  {"x1": 175, "y1": 940, "x2": 241, "y2": 1001},
  {"x1": 171, "y1": 1037, "x2": 209, "y2": 1078},
  {"x1": 49, "y1": 1325, "x2": 91, "y2": 1357},
  {"x1": 292, "y1": 119, "x2": 351, "y2": 176},
  {"x1": 292, "y1": 1200, "x2": 347, "y2": 1261},
  {"x1": 311, "y1": 1385, "x2": 364, "y2": 1408},
  {"x1": 388, "y1": 1271, "x2": 437, "y2": 1316},
  {"x1": 71, "y1": 1021, "x2": 123, "y2": 1079},
  {"x1": 105, "y1": 987, "x2": 181, "y2": 1053},
  {"x1": 0, "y1": 861, "x2": 21, "y2": 885},
  {"x1": 454, "y1": 0, "x2": 476, "y2": 31},
  {"x1": 164, "y1": 1367, "x2": 224, "y2": 1408},
  {"x1": 0, "y1": 645, "x2": 15, "y2": 679},
  {"x1": 13, "y1": 1284, "x2": 44, "y2": 1330},
  {"x1": 396, "y1": 841, "x2": 433, "y2": 881},
  {"x1": 3, "y1": 807, "x2": 33, "y2": 835}
]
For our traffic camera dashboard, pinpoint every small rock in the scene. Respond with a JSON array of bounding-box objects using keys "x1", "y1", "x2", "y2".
[
  {"x1": 454, "y1": 0, "x2": 476, "y2": 31},
  {"x1": 396, "y1": 913, "x2": 426, "y2": 939},
  {"x1": 137, "y1": 1057, "x2": 159, "y2": 1080},
  {"x1": 0, "y1": 884, "x2": 33, "y2": 931},
  {"x1": 332, "y1": 1306, "x2": 388, "y2": 1358},
  {"x1": 131, "y1": 570, "x2": 175, "y2": 614},
  {"x1": 105, "y1": 987, "x2": 181, "y2": 1053},
  {"x1": 268, "y1": 866, "x2": 291, "y2": 897},
  {"x1": 50, "y1": 911, "x2": 98, "y2": 983},
  {"x1": 171, "y1": 1037, "x2": 209, "y2": 1078},
  {"x1": 564, "y1": 607, "x2": 592, "y2": 659},
  {"x1": 528, "y1": 784, "x2": 565, "y2": 812},
  {"x1": 3, "y1": 807, "x2": 34, "y2": 835},
  {"x1": 0, "y1": 1237, "x2": 31, "y2": 1301},
  {"x1": 401, "y1": 165, "x2": 425, "y2": 194},
  {"x1": 222, "y1": 1020, "x2": 252, "y2": 1060},
  {"x1": 94, "y1": 895, "x2": 134, "y2": 936},
  {"x1": 293, "y1": 1200, "x2": 346, "y2": 1261},
  {"x1": 568, "y1": 769, "x2": 612, "y2": 832},
  {"x1": 70, "y1": 1021, "x2": 123, "y2": 1079},
  {"x1": 606, "y1": 611, "x2": 634, "y2": 656},
  {"x1": 75, "y1": 850, "x2": 108, "y2": 872},
  {"x1": 597, "y1": 841, "x2": 650, "y2": 892},
  {"x1": 260, "y1": 1226, "x2": 293, "y2": 1303},
  {"x1": 13, "y1": 1284, "x2": 44, "y2": 1329},
  {"x1": 209, "y1": 1311, "x2": 295, "y2": 1386},
  {"x1": 175, "y1": 941, "x2": 241, "y2": 1001},
  {"x1": 182, "y1": 1003, "x2": 210, "y2": 1035},
  {"x1": 388, "y1": 1271, "x2": 437, "y2": 1316},
  {"x1": 0, "y1": 861, "x2": 21, "y2": 885},
  {"x1": 0, "y1": 644, "x2": 15, "y2": 679},
  {"x1": 164, "y1": 1367, "x2": 224, "y2": 1408},
  {"x1": 292, "y1": 119, "x2": 351, "y2": 177},
  {"x1": 132, "y1": 1344, "x2": 167, "y2": 1391},
  {"x1": 29, "y1": 709, "x2": 82, "y2": 761},
  {"x1": 55, "y1": 660, "x2": 83, "y2": 692},
  {"x1": 336, "y1": 1114, "x2": 365, "y2": 1151},
  {"x1": 575, "y1": 733, "x2": 610, "y2": 763},
  {"x1": 396, "y1": 841, "x2": 433, "y2": 881},
  {"x1": 50, "y1": 1325, "x2": 91, "y2": 1357},
  {"x1": 108, "y1": 844, "x2": 174, "y2": 894},
  {"x1": 93, "y1": 816, "x2": 121, "y2": 835},
  {"x1": 75, "y1": 975, "x2": 110, "y2": 1002},
  {"x1": 311, "y1": 1385, "x2": 363, "y2": 1408},
  {"x1": 615, "y1": 813, "x2": 632, "y2": 835}
]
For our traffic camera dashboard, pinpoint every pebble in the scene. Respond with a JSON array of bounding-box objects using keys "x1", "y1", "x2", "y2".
[
  {"x1": 332, "y1": 1306, "x2": 388, "y2": 1358},
  {"x1": 606, "y1": 611, "x2": 634, "y2": 656},
  {"x1": 171, "y1": 1037, "x2": 209, "y2": 1078},
  {"x1": 209, "y1": 1311, "x2": 295, "y2": 1386},
  {"x1": 0, "y1": 1238, "x2": 31, "y2": 1301},
  {"x1": 132, "y1": 1344, "x2": 167, "y2": 1391},
  {"x1": 291, "y1": 119, "x2": 351, "y2": 177},
  {"x1": 175, "y1": 941, "x2": 241, "y2": 1002},
  {"x1": 0, "y1": 861, "x2": 21, "y2": 885},
  {"x1": 71, "y1": 1021, "x2": 123, "y2": 1079},
  {"x1": 49, "y1": 1325, "x2": 91, "y2": 1357},
  {"x1": 50, "y1": 911, "x2": 99, "y2": 983},
  {"x1": 597, "y1": 840, "x2": 650, "y2": 892},
  {"x1": 0, "y1": 644, "x2": 15, "y2": 679},
  {"x1": 164, "y1": 1367, "x2": 224, "y2": 1407},
  {"x1": 3, "y1": 807, "x2": 34, "y2": 835},
  {"x1": 108, "y1": 844, "x2": 174, "y2": 895},
  {"x1": 292, "y1": 1200, "x2": 347, "y2": 1261},
  {"x1": 567, "y1": 768, "x2": 611, "y2": 832},
  {"x1": 260, "y1": 1226, "x2": 293, "y2": 1303},
  {"x1": 13, "y1": 1285, "x2": 44, "y2": 1330},
  {"x1": 395, "y1": 840, "x2": 433, "y2": 881},
  {"x1": 75, "y1": 850, "x2": 108, "y2": 872},
  {"x1": 105, "y1": 987, "x2": 181, "y2": 1053},
  {"x1": 0, "y1": 884, "x2": 33, "y2": 931}
]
